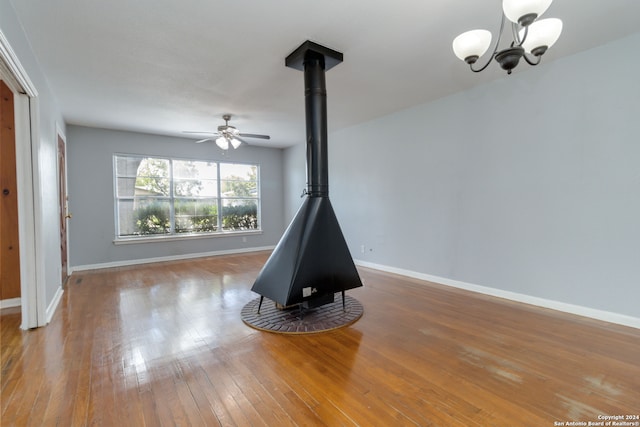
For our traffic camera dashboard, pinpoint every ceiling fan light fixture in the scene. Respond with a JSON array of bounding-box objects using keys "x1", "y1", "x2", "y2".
[
  {"x1": 216, "y1": 136, "x2": 229, "y2": 150},
  {"x1": 220, "y1": 125, "x2": 239, "y2": 136},
  {"x1": 186, "y1": 114, "x2": 270, "y2": 150}
]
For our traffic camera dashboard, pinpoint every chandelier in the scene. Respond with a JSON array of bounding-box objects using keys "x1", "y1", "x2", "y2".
[{"x1": 452, "y1": 0, "x2": 562, "y2": 74}]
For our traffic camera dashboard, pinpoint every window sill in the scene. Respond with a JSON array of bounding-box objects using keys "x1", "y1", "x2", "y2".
[{"x1": 113, "y1": 230, "x2": 263, "y2": 245}]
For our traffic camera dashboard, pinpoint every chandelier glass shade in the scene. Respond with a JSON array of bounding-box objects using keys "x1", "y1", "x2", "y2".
[
  {"x1": 452, "y1": 30, "x2": 492, "y2": 62},
  {"x1": 519, "y1": 18, "x2": 563, "y2": 55},
  {"x1": 452, "y1": 0, "x2": 562, "y2": 74},
  {"x1": 502, "y1": 0, "x2": 552, "y2": 25}
]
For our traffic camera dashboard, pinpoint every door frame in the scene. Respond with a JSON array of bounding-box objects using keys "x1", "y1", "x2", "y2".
[
  {"x1": 57, "y1": 126, "x2": 69, "y2": 286},
  {"x1": 1, "y1": 29, "x2": 45, "y2": 329}
]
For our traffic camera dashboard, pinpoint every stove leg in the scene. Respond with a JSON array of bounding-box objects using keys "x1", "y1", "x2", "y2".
[{"x1": 257, "y1": 296, "x2": 264, "y2": 314}]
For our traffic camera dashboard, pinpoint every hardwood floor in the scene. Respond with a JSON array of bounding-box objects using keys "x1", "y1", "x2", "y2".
[{"x1": 2, "y1": 251, "x2": 639, "y2": 426}]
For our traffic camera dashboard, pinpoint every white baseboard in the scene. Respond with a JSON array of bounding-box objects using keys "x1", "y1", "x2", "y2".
[
  {"x1": 0, "y1": 297, "x2": 21, "y2": 309},
  {"x1": 354, "y1": 259, "x2": 640, "y2": 330},
  {"x1": 45, "y1": 286, "x2": 64, "y2": 324},
  {"x1": 70, "y1": 246, "x2": 276, "y2": 273}
]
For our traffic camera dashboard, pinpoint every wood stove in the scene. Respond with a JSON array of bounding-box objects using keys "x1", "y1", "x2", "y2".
[{"x1": 250, "y1": 41, "x2": 363, "y2": 311}]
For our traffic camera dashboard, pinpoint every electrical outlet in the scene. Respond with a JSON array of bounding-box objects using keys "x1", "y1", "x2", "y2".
[{"x1": 360, "y1": 244, "x2": 365, "y2": 254}]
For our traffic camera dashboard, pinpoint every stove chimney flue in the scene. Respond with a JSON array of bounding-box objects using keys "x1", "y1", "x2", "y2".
[{"x1": 285, "y1": 42, "x2": 342, "y2": 197}]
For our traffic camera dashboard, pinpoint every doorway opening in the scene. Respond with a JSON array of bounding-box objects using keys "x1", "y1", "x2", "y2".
[
  {"x1": 1, "y1": 79, "x2": 21, "y2": 306},
  {"x1": 1, "y1": 28, "x2": 43, "y2": 329}
]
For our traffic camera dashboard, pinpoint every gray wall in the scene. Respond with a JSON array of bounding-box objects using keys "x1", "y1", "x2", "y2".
[
  {"x1": 284, "y1": 32, "x2": 640, "y2": 319},
  {"x1": 67, "y1": 125, "x2": 285, "y2": 268},
  {"x1": 282, "y1": 139, "x2": 306, "y2": 221},
  {"x1": 1, "y1": 0, "x2": 66, "y2": 310}
]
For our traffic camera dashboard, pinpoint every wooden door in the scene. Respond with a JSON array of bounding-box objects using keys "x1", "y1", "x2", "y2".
[
  {"x1": 58, "y1": 134, "x2": 69, "y2": 286},
  {"x1": 1, "y1": 79, "x2": 21, "y2": 300}
]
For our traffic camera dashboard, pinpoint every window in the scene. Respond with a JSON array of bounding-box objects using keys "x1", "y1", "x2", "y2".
[{"x1": 114, "y1": 155, "x2": 260, "y2": 239}]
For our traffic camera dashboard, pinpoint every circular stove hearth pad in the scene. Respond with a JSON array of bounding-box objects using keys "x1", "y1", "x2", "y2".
[{"x1": 241, "y1": 295, "x2": 363, "y2": 334}]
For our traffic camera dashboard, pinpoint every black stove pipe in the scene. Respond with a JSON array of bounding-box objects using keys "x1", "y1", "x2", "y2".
[
  {"x1": 285, "y1": 41, "x2": 343, "y2": 197},
  {"x1": 303, "y1": 52, "x2": 329, "y2": 197}
]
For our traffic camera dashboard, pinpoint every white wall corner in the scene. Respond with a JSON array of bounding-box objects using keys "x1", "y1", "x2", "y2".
[{"x1": 45, "y1": 286, "x2": 64, "y2": 324}]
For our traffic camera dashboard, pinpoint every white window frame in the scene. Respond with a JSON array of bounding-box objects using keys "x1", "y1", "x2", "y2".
[{"x1": 113, "y1": 154, "x2": 261, "y2": 243}]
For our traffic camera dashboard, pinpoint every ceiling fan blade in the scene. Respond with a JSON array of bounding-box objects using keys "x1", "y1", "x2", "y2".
[
  {"x1": 195, "y1": 138, "x2": 213, "y2": 144},
  {"x1": 183, "y1": 131, "x2": 218, "y2": 135},
  {"x1": 238, "y1": 133, "x2": 270, "y2": 140}
]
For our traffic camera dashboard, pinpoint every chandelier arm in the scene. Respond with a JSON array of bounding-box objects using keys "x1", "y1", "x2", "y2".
[
  {"x1": 469, "y1": 55, "x2": 494, "y2": 73},
  {"x1": 523, "y1": 52, "x2": 542, "y2": 66},
  {"x1": 511, "y1": 22, "x2": 528, "y2": 47},
  {"x1": 470, "y1": 13, "x2": 507, "y2": 73},
  {"x1": 513, "y1": 24, "x2": 529, "y2": 46}
]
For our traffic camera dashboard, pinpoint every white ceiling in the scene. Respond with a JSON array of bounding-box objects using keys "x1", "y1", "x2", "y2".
[{"x1": 10, "y1": 0, "x2": 640, "y2": 148}]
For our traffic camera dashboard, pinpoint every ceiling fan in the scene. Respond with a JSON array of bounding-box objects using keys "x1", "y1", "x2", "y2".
[{"x1": 184, "y1": 114, "x2": 270, "y2": 150}]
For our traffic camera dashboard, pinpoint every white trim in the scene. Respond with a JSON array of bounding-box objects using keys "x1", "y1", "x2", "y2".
[
  {"x1": 113, "y1": 230, "x2": 263, "y2": 245},
  {"x1": 45, "y1": 286, "x2": 64, "y2": 324},
  {"x1": 0, "y1": 298, "x2": 21, "y2": 309},
  {"x1": 29, "y1": 97, "x2": 47, "y2": 327},
  {"x1": 354, "y1": 259, "x2": 640, "y2": 330},
  {"x1": 13, "y1": 89, "x2": 38, "y2": 329},
  {"x1": 56, "y1": 124, "x2": 67, "y2": 142},
  {"x1": 0, "y1": 29, "x2": 37, "y2": 97},
  {"x1": 70, "y1": 245, "x2": 275, "y2": 273}
]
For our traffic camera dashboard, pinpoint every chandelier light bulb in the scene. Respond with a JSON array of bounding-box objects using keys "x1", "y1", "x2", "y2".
[{"x1": 230, "y1": 138, "x2": 242, "y2": 149}]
